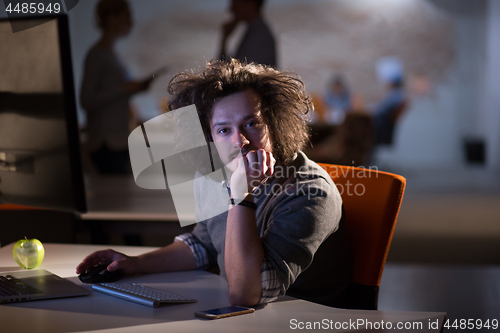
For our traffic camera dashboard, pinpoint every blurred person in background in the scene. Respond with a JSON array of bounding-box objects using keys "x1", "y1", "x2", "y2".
[
  {"x1": 218, "y1": 0, "x2": 277, "y2": 68},
  {"x1": 372, "y1": 76, "x2": 407, "y2": 146},
  {"x1": 80, "y1": 0, "x2": 153, "y2": 174},
  {"x1": 371, "y1": 57, "x2": 408, "y2": 147},
  {"x1": 324, "y1": 75, "x2": 352, "y2": 125}
]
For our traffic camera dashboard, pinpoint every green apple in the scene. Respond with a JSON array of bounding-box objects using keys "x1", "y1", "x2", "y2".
[{"x1": 12, "y1": 237, "x2": 45, "y2": 269}]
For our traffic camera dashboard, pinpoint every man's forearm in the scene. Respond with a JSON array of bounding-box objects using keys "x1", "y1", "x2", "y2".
[
  {"x1": 137, "y1": 241, "x2": 198, "y2": 274},
  {"x1": 224, "y1": 204, "x2": 264, "y2": 306}
]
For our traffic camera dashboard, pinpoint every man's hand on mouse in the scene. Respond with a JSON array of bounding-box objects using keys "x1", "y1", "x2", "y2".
[{"x1": 76, "y1": 249, "x2": 141, "y2": 276}]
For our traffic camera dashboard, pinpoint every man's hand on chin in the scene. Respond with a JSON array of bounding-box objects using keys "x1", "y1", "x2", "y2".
[{"x1": 230, "y1": 149, "x2": 275, "y2": 200}]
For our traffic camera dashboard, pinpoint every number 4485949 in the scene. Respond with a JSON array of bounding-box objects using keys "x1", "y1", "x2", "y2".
[
  {"x1": 444, "y1": 319, "x2": 498, "y2": 330},
  {"x1": 5, "y1": 3, "x2": 62, "y2": 14}
]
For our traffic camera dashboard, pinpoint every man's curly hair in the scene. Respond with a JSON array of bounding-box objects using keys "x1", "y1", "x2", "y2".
[{"x1": 167, "y1": 59, "x2": 313, "y2": 165}]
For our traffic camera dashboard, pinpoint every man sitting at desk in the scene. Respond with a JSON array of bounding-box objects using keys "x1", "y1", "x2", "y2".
[{"x1": 76, "y1": 59, "x2": 351, "y2": 307}]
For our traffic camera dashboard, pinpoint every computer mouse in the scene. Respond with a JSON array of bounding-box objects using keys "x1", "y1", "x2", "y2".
[{"x1": 78, "y1": 264, "x2": 122, "y2": 284}]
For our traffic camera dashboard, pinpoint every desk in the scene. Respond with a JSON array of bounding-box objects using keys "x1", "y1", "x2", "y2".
[{"x1": 1, "y1": 243, "x2": 446, "y2": 333}]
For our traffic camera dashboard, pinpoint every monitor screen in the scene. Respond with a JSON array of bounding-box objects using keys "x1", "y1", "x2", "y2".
[{"x1": 0, "y1": 15, "x2": 86, "y2": 213}]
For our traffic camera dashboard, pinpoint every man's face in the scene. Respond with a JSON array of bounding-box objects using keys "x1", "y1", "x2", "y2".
[{"x1": 210, "y1": 90, "x2": 272, "y2": 170}]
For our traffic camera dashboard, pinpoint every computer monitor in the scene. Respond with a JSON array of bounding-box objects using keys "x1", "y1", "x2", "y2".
[{"x1": 0, "y1": 14, "x2": 87, "y2": 213}]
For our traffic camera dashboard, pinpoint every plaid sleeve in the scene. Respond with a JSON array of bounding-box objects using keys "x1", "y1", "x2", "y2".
[
  {"x1": 174, "y1": 233, "x2": 211, "y2": 270},
  {"x1": 176, "y1": 234, "x2": 281, "y2": 303},
  {"x1": 259, "y1": 258, "x2": 281, "y2": 304}
]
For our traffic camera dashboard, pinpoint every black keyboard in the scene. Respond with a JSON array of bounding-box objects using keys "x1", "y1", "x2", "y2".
[{"x1": 0, "y1": 275, "x2": 42, "y2": 297}]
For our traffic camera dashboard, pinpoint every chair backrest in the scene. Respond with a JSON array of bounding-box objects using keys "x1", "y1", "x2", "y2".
[{"x1": 318, "y1": 163, "x2": 406, "y2": 309}]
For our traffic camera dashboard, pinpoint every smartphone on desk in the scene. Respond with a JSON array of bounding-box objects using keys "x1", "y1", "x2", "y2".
[{"x1": 194, "y1": 306, "x2": 255, "y2": 319}]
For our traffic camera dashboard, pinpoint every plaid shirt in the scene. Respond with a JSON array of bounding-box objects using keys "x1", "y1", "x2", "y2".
[{"x1": 175, "y1": 233, "x2": 281, "y2": 304}]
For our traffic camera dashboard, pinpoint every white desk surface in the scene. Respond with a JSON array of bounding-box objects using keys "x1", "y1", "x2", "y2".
[{"x1": 0, "y1": 243, "x2": 446, "y2": 333}]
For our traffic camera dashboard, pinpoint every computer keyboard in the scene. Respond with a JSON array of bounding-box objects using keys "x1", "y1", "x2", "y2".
[
  {"x1": 0, "y1": 275, "x2": 42, "y2": 297},
  {"x1": 92, "y1": 282, "x2": 197, "y2": 308}
]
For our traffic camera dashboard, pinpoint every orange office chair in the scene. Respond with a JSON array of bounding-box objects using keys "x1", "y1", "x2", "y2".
[{"x1": 318, "y1": 163, "x2": 406, "y2": 310}]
